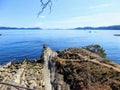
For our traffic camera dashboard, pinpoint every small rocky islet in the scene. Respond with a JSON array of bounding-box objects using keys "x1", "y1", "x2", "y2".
[
  {"x1": 114, "y1": 34, "x2": 120, "y2": 36},
  {"x1": 0, "y1": 45, "x2": 120, "y2": 90}
]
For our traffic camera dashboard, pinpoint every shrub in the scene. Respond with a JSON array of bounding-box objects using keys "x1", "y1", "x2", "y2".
[{"x1": 83, "y1": 44, "x2": 106, "y2": 58}]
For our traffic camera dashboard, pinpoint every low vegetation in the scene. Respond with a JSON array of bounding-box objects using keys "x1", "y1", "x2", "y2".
[
  {"x1": 83, "y1": 44, "x2": 106, "y2": 58},
  {"x1": 54, "y1": 45, "x2": 120, "y2": 90}
]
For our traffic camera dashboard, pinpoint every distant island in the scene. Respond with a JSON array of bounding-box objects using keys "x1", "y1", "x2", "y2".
[
  {"x1": 0, "y1": 27, "x2": 42, "y2": 30},
  {"x1": 0, "y1": 25, "x2": 120, "y2": 30},
  {"x1": 73, "y1": 25, "x2": 120, "y2": 30}
]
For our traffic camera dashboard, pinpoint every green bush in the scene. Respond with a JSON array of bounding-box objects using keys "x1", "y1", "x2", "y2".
[{"x1": 83, "y1": 44, "x2": 106, "y2": 58}]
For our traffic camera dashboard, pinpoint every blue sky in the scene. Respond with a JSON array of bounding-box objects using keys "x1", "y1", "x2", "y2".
[{"x1": 0, "y1": 0, "x2": 120, "y2": 28}]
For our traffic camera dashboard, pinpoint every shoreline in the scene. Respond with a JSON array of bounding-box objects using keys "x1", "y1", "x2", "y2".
[
  {"x1": 0, "y1": 59, "x2": 45, "y2": 90},
  {"x1": 0, "y1": 45, "x2": 120, "y2": 90}
]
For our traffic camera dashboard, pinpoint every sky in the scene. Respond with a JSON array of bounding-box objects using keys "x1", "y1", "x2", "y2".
[{"x1": 0, "y1": 0, "x2": 120, "y2": 28}]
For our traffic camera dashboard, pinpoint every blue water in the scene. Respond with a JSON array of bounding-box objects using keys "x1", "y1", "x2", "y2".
[{"x1": 0, "y1": 30, "x2": 120, "y2": 64}]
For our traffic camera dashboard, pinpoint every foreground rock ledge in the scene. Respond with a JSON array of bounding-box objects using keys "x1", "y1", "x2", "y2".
[
  {"x1": 42, "y1": 46, "x2": 120, "y2": 90},
  {"x1": 0, "y1": 61, "x2": 44, "y2": 90},
  {"x1": 0, "y1": 46, "x2": 120, "y2": 90}
]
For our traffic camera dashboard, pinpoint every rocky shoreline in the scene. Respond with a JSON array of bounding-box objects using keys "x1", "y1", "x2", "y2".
[
  {"x1": 0, "y1": 59, "x2": 45, "y2": 90},
  {"x1": 0, "y1": 45, "x2": 120, "y2": 90}
]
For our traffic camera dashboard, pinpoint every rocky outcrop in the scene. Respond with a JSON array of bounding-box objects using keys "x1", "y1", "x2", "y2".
[
  {"x1": 41, "y1": 47, "x2": 57, "y2": 90},
  {"x1": 0, "y1": 61, "x2": 44, "y2": 90},
  {"x1": 41, "y1": 46, "x2": 120, "y2": 90},
  {"x1": 41, "y1": 47, "x2": 70, "y2": 90},
  {"x1": 0, "y1": 45, "x2": 120, "y2": 90}
]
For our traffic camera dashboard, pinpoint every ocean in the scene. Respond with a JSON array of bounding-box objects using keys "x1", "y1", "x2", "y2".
[{"x1": 0, "y1": 30, "x2": 120, "y2": 64}]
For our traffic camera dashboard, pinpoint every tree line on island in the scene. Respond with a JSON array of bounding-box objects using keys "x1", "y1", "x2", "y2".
[
  {"x1": 0, "y1": 27, "x2": 42, "y2": 30},
  {"x1": 73, "y1": 25, "x2": 120, "y2": 30}
]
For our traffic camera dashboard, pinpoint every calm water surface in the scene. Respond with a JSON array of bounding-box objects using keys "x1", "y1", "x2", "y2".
[{"x1": 0, "y1": 30, "x2": 120, "y2": 64}]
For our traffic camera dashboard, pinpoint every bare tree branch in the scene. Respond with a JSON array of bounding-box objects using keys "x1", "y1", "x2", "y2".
[{"x1": 38, "y1": 0, "x2": 52, "y2": 16}]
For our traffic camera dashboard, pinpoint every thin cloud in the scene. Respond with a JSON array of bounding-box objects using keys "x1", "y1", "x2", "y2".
[
  {"x1": 39, "y1": 12, "x2": 120, "y2": 28},
  {"x1": 61, "y1": 12, "x2": 120, "y2": 27},
  {"x1": 39, "y1": 15, "x2": 45, "y2": 18},
  {"x1": 89, "y1": 3, "x2": 112, "y2": 9}
]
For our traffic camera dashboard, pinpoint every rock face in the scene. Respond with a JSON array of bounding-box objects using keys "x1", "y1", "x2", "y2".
[
  {"x1": 41, "y1": 47, "x2": 57, "y2": 90},
  {"x1": 41, "y1": 47, "x2": 70, "y2": 90},
  {"x1": 41, "y1": 46, "x2": 120, "y2": 90}
]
